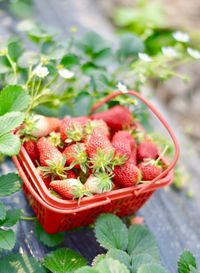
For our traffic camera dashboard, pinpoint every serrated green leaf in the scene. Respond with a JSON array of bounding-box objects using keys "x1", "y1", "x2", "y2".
[
  {"x1": 0, "y1": 133, "x2": 21, "y2": 156},
  {"x1": 0, "y1": 209, "x2": 22, "y2": 227},
  {"x1": 61, "y1": 54, "x2": 79, "y2": 68},
  {"x1": 74, "y1": 267, "x2": 99, "y2": 273},
  {"x1": 190, "y1": 266, "x2": 200, "y2": 273},
  {"x1": 0, "y1": 173, "x2": 22, "y2": 197},
  {"x1": 0, "y1": 253, "x2": 46, "y2": 273},
  {"x1": 0, "y1": 201, "x2": 6, "y2": 221},
  {"x1": 95, "y1": 257, "x2": 129, "y2": 273},
  {"x1": 0, "y1": 112, "x2": 24, "y2": 134},
  {"x1": 106, "y1": 249, "x2": 131, "y2": 269},
  {"x1": 127, "y1": 225, "x2": 160, "y2": 261},
  {"x1": 118, "y1": 33, "x2": 145, "y2": 61},
  {"x1": 0, "y1": 228, "x2": 16, "y2": 250},
  {"x1": 178, "y1": 251, "x2": 197, "y2": 273},
  {"x1": 43, "y1": 248, "x2": 87, "y2": 273},
  {"x1": 95, "y1": 214, "x2": 128, "y2": 251},
  {"x1": 131, "y1": 254, "x2": 156, "y2": 273},
  {"x1": 137, "y1": 263, "x2": 168, "y2": 273},
  {"x1": 8, "y1": 38, "x2": 23, "y2": 61},
  {"x1": 0, "y1": 85, "x2": 30, "y2": 115},
  {"x1": 35, "y1": 220, "x2": 64, "y2": 247},
  {"x1": 92, "y1": 254, "x2": 106, "y2": 267},
  {"x1": 77, "y1": 31, "x2": 109, "y2": 55}
]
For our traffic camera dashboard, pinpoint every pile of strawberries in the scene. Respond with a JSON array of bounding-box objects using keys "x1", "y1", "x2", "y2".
[{"x1": 21, "y1": 105, "x2": 165, "y2": 202}]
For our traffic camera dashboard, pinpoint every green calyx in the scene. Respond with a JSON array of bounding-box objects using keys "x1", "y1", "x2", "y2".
[
  {"x1": 112, "y1": 153, "x2": 128, "y2": 168},
  {"x1": 19, "y1": 116, "x2": 38, "y2": 141},
  {"x1": 71, "y1": 179, "x2": 92, "y2": 204},
  {"x1": 92, "y1": 172, "x2": 113, "y2": 193},
  {"x1": 65, "y1": 123, "x2": 84, "y2": 143},
  {"x1": 67, "y1": 144, "x2": 88, "y2": 173},
  {"x1": 48, "y1": 132, "x2": 63, "y2": 148},
  {"x1": 41, "y1": 156, "x2": 67, "y2": 178},
  {"x1": 90, "y1": 148, "x2": 115, "y2": 174}
]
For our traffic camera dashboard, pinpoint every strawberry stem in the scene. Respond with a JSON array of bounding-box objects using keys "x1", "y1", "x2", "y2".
[{"x1": 155, "y1": 145, "x2": 169, "y2": 164}]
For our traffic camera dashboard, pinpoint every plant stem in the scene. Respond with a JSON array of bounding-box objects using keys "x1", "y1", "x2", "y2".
[
  {"x1": 6, "y1": 53, "x2": 17, "y2": 84},
  {"x1": 21, "y1": 216, "x2": 37, "y2": 221}
]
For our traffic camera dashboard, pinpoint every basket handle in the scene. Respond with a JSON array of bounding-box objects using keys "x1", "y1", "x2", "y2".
[{"x1": 90, "y1": 90, "x2": 180, "y2": 196}]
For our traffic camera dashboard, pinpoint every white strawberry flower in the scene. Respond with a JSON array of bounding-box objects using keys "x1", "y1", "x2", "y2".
[
  {"x1": 172, "y1": 31, "x2": 190, "y2": 43},
  {"x1": 162, "y1": 46, "x2": 178, "y2": 57},
  {"x1": 33, "y1": 65, "x2": 49, "y2": 78},
  {"x1": 138, "y1": 53, "x2": 152, "y2": 62},
  {"x1": 187, "y1": 47, "x2": 200, "y2": 59},
  {"x1": 117, "y1": 82, "x2": 128, "y2": 93},
  {"x1": 58, "y1": 68, "x2": 74, "y2": 79}
]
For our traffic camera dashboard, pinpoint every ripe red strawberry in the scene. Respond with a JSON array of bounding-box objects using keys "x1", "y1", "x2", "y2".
[
  {"x1": 113, "y1": 163, "x2": 141, "y2": 187},
  {"x1": 24, "y1": 139, "x2": 39, "y2": 163},
  {"x1": 138, "y1": 162, "x2": 162, "y2": 181},
  {"x1": 85, "y1": 119, "x2": 110, "y2": 138},
  {"x1": 137, "y1": 141, "x2": 158, "y2": 161},
  {"x1": 29, "y1": 115, "x2": 61, "y2": 137},
  {"x1": 63, "y1": 143, "x2": 88, "y2": 172},
  {"x1": 85, "y1": 173, "x2": 113, "y2": 194},
  {"x1": 50, "y1": 179, "x2": 89, "y2": 201},
  {"x1": 86, "y1": 129, "x2": 115, "y2": 172},
  {"x1": 112, "y1": 131, "x2": 134, "y2": 159},
  {"x1": 87, "y1": 128, "x2": 114, "y2": 158},
  {"x1": 37, "y1": 137, "x2": 67, "y2": 178},
  {"x1": 60, "y1": 117, "x2": 88, "y2": 142},
  {"x1": 90, "y1": 105, "x2": 133, "y2": 131},
  {"x1": 128, "y1": 148, "x2": 137, "y2": 165},
  {"x1": 36, "y1": 167, "x2": 51, "y2": 187},
  {"x1": 67, "y1": 170, "x2": 77, "y2": 179}
]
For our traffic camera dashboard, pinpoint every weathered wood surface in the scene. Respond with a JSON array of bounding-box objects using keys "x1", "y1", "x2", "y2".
[{"x1": 1, "y1": 1, "x2": 200, "y2": 272}]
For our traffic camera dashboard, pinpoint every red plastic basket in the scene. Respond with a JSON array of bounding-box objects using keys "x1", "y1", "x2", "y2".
[{"x1": 13, "y1": 90, "x2": 179, "y2": 234}]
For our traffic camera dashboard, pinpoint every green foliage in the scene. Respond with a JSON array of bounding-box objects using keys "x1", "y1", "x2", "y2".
[
  {"x1": 0, "y1": 85, "x2": 30, "y2": 115},
  {"x1": 127, "y1": 224, "x2": 160, "y2": 260},
  {"x1": 178, "y1": 251, "x2": 197, "y2": 273},
  {"x1": 94, "y1": 213, "x2": 128, "y2": 250},
  {"x1": 43, "y1": 248, "x2": 87, "y2": 273},
  {"x1": 95, "y1": 257, "x2": 129, "y2": 273},
  {"x1": 0, "y1": 209, "x2": 22, "y2": 227},
  {"x1": 0, "y1": 229, "x2": 16, "y2": 250},
  {"x1": 35, "y1": 220, "x2": 64, "y2": 247},
  {"x1": 0, "y1": 173, "x2": 22, "y2": 197},
  {"x1": 137, "y1": 263, "x2": 168, "y2": 273},
  {"x1": 106, "y1": 249, "x2": 131, "y2": 269},
  {"x1": 0, "y1": 201, "x2": 6, "y2": 221},
  {"x1": 0, "y1": 253, "x2": 46, "y2": 273}
]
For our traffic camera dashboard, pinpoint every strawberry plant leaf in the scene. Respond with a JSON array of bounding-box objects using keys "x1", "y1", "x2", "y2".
[
  {"x1": 178, "y1": 251, "x2": 197, "y2": 273},
  {"x1": 92, "y1": 254, "x2": 106, "y2": 267},
  {"x1": 127, "y1": 224, "x2": 160, "y2": 261},
  {"x1": 0, "y1": 201, "x2": 6, "y2": 221},
  {"x1": 0, "y1": 112, "x2": 24, "y2": 135},
  {"x1": 0, "y1": 229, "x2": 16, "y2": 250},
  {"x1": 118, "y1": 33, "x2": 145, "y2": 61},
  {"x1": 0, "y1": 85, "x2": 30, "y2": 115},
  {"x1": 0, "y1": 133, "x2": 21, "y2": 156},
  {"x1": 94, "y1": 214, "x2": 128, "y2": 251},
  {"x1": 130, "y1": 254, "x2": 156, "y2": 273},
  {"x1": 35, "y1": 220, "x2": 64, "y2": 247},
  {"x1": 106, "y1": 249, "x2": 131, "y2": 269},
  {"x1": 0, "y1": 173, "x2": 22, "y2": 197},
  {"x1": 138, "y1": 263, "x2": 168, "y2": 273},
  {"x1": 0, "y1": 209, "x2": 22, "y2": 227},
  {"x1": 74, "y1": 267, "x2": 99, "y2": 273},
  {"x1": 43, "y1": 248, "x2": 87, "y2": 273},
  {"x1": 0, "y1": 253, "x2": 46, "y2": 273},
  {"x1": 95, "y1": 257, "x2": 129, "y2": 273}
]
